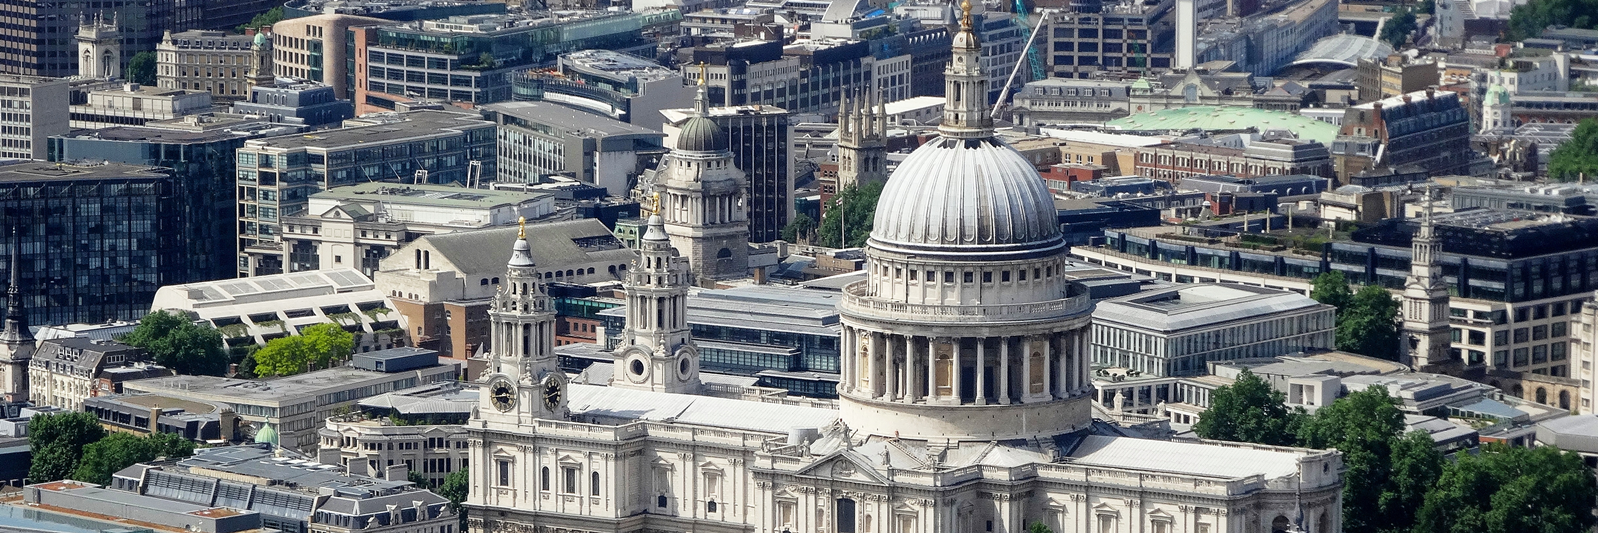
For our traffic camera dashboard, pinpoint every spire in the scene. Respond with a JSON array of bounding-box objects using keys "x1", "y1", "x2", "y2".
[
  {"x1": 1, "y1": 230, "x2": 28, "y2": 343},
  {"x1": 508, "y1": 216, "x2": 535, "y2": 267},
  {"x1": 875, "y1": 89, "x2": 887, "y2": 136},
  {"x1": 940, "y1": 0, "x2": 993, "y2": 138},
  {"x1": 694, "y1": 62, "x2": 709, "y2": 116},
  {"x1": 1419, "y1": 182, "x2": 1435, "y2": 240},
  {"x1": 840, "y1": 90, "x2": 852, "y2": 138},
  {"x1": 643, "y1": 194, "x2": 668, "y2": 242}
]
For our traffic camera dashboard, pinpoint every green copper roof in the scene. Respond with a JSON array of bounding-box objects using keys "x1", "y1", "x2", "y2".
[{"x1": 1106, "y1": 106, "x2": 1339, "y2": 145}]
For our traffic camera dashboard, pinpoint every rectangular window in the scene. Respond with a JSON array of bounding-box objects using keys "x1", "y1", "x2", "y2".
[
  {"x1": 1515, "y1": 328, "x2": 1529, "y2": 343},
  {"x1": 1514, "y1": 347, "x2": 1530, "y2": 366},
  {"x1": 1534, "y1": 344, "x2": 1549, "y2": 364},
  {"x1": 1552, "y1": 342, "x2": 1568, "y2": 361},
  {"x1": 1534, "y1": 325, "x2": 1548, "y2": 340},
  {"x1": 1495, "y1": 330, "x2": 1509, "y2": 345},
  {"x1": 563, "y1": 468, "x2": 578, "y2": 494},
  {"x1": 1494, "y1": 350, "x2": 1509, "y2": 367},
  {"x1": 1553, "y1": 321, "x2": 1569, "y2": 338},
  {"x1": 496, "y1": 460, "x2": 511, "y2": 486}
]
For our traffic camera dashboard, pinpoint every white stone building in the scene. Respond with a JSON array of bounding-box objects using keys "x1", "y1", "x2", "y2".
[
  {"x1": 1092, "y1": 284, "x2": 1337, "y2": 377},
  {"x1": 461, "y1": 9, "x2": 1346, "y2": 533},
  {"x1": 657, "y1": 80, "x2": 751, "y2": 285},
  {"x1": 318, "y1": 382, "x2": 475, "y2": 486}
]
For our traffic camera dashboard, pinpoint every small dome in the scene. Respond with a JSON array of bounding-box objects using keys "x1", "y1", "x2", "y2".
[
  {"x1": 253, "y1": 32, "x2": 269, "y2": 47},
  {"x1": 1485, "y1": 84, "x2": 1511, "y2": 105},
  {"x1": 676, "y1": 116, "x2": 728, "y2": 152},
  {"x1": 870, "y1": 136, "x2": 1062, "y2": 254},
  {"x1": 253, "y1": 423, "x2": 279, "y2": 445}
]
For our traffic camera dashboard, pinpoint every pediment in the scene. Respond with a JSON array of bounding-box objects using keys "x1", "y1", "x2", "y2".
[
  {"x1": 790, "y1": 450, "x2": 891, "y2": 485},
  {"x1": 698, "y1": 460, "x2": 724, "y2": 473}
]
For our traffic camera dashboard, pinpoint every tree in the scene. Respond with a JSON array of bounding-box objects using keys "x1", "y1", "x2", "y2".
[
  {"x1": 1377, "y1": 430, "x2": 1443, "y2": 532},
  {"x1": 438, "y1": 468, "x2": 470, "y2": 529},
  {"x1": 1026, "y1": 522, "x2": 1053, "y2": 533},
  {"x1": 408, "y1": 470, "x2": 431, "y2": 489},
  {"x1": 1418, "y1": 0, "x2": 1435, "y2": 14},
  {"x1": 1414, "y1": 444, "x2": 1598, "y2": 533},
  {"x1": 236, "y1": 6, "x2": 283, "y2": 33},
  {"x1": 252, "y1": 323, "x2": 354, "y2": 377},
  {"x1": 127, "y1": 51, "x2": 157, "y2": 86},
  {"x1": 28, "y1": 412, "x2": 106, "y2": 483},
  {"x1": 1336, "y1": 285, "x2": 1401, "y2": 361},
  {"x1": 1547, "y1": 119, "x2": 1598, "y2": 182},
  {"x1": 1310, "y1": 271, "x2": 1354, "y2": 313},
  {"x1": 1193, "y1": 369, "x2": 1303, "y2": 446},
  {"x1": 123, "y1": 310, "x2": 229, "y2": 376},
  {"x1": 781, "y1": 213, "x2": 817, "y2": 244},
  {"x1": 1379, "y1": 8, "x2": 1417, "y2": 48},
  {"x1": 71, "y1": 431, "x2": 195, "y2": 485},
  {"x1": 1297, "y1": 386, "x2": 1406, "y2": 533},
  {"x1": 817, "y1": 181, "x2": 885, "y2": 248},
  {"x1": 1507, "y1": 0, "x2": 1598, "y2": 40}
]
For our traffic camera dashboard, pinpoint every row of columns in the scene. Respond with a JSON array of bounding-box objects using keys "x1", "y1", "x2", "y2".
[
  {"x1": 666, "y1": 189, "x2": 744, "y2": 228},
  {"x1": 839, "y1": 325, "x2": 1091, "y2": 404}
]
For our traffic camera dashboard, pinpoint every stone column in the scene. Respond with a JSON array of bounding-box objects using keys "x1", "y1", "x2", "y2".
[
  {"x1": 869, "y1": 331, "x2": 882, "y2": 397},
  {"x1": 1057, "y1": 333, "x2": 1070, "y2": 399},
  {"x1": 885, "y1": 333, "x2": 898, "y2": 400},
  {"x1": 999, "y1": 337, "x2": 1010, "y2": 405},
  {"x1": 926, "y1": 337, "x2": 937, "y2": 401},
  {"x1": 1042, "y1": 334, "x2": 1053, "y2": 400},
  {"x1": 951, "y1": 339, "x2": 963, "y2": 402},
  {"x1": 840, "y1": 327, "x2": 854, "y2": 394},
  {"x1": 1020, "y1": 340, "x2": 1032, "y2": 403},
  {"x1": 976, "y1": 337, "x2": 987, "y2": 404},
  {"x1": 1079, "y1": 331, "x2": 1090, "y2": 396}
]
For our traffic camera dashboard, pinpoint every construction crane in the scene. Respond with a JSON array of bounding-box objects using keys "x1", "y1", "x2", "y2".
[{"x1": 994, "y1": 6, "x2": 1058, "y2": 118}]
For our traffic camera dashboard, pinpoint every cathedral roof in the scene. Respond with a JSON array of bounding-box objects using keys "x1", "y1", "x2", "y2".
[
  {"x1": 869, "y1": 136, "x2": 1063, "y2": 254},
  {"x1": 565, "y1": 383, "x2": 837, "y2": 433},
  {"x1": 675, "y1": 116, "x2": 729, "y2": 152}
]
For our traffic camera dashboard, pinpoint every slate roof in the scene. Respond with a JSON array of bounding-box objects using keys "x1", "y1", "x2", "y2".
[{"x1": 419, "y1": 219, "x2": 633, "y2": 276}]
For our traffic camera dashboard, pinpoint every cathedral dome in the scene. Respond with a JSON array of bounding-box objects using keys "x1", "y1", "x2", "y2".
[
  {"x1": 868, "y1": 136, "x2": 1062, "y2": 254},
  {"x1": 676, "y1": 116, "x2": 728, "y2": 152}
]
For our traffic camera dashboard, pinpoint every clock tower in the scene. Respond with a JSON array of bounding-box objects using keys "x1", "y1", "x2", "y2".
[
  {"x1": 610, "y1": 208, "x2": 700, "y2": 393},
  {"x1": 477, "y1": 218, "x2": 567, "y2": 428}
]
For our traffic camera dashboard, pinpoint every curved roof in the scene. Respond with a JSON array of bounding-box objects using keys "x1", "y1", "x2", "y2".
[
  {"x1": 870, "y1": 136, "x2": 1063, "y2": 254},
  {"x1": 675, "y1": 115, "x2": 729, "y2": 152},
  {"x1": 1106, "y1": 106, "x2": 1340, "y2": 145},
  {"x1": 1289, "y1": 34, "x2": 1393, "y2": 68}
]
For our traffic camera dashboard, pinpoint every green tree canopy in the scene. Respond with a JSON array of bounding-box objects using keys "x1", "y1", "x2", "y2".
[
  {"x1": 1297, "y1": 385, "x2": 1407, "y2": 533},
  {"x1": 817, "y1": 181, "x2": 884, "y2": 248},
  {"x1": 123, "y1": 310, "x2": 229, "y2": 376},
  {"x1": 1547, "y1": 119, "x2": 1598, "y2": 182},
  {"x1": 439, "y1": 467, "x2": 470, "y2": 529},
  {"x1": 408, "y1": 470, "x2": 431, "y2": 488},
  {"x1": 1414, "y1": 444, "x2": 1598, "y2": 533},
  {"x1": 781, "y1": 213, "x2": 817, "y2": 244},
  {"x1": 28, "y1": 411, "x2": 106, "y2": 483},
  {"x1": 1193, "y1": 368, "x2": 1304, "y2": 446},
  {"x1": 1379, "y1": 8, "x2": 1418, "y2": 48},
  {"x1": 1378, "y1": 430, "x2": 1444, "y2": 531},
  {"x1": 1508, "y1": 0, "x2": 1598, "y2": 40},
  {"x1": 252, "y1": 323, "x2": 355, "y2": 377},
  {"x1": 1310, "y1": 271, "x2": 1354, "y2": 313},
  {"x1": 1336, "y1": 285, "x2": 1401, "y2": 361},
  {"x1": 71, "y1": 431, "x2": 195, "y2": 485},
  {"x1": 237, "y1": 6, "x2": 283, "y2": 33},
  {"x1": 127, "y1": 51, "x2": 157, "y2": 86}
]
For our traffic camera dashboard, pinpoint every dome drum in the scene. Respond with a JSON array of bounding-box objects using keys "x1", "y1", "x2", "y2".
[
  {"x1": 838, "y1": 391, "x2": 1093, "y2": 441},
  {"x1": 839, "y1": 280, "x2": 1092, "y2": 326}
]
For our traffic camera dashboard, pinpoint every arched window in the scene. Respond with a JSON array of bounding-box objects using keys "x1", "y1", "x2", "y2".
[
  {"x1": 657, "y1": 495, "x2": 668, "y2": 508},
  {"x1": 590, "y1": 472, "x2": 600, "y2": 496},
  {"x1": 707, "y1": 500, "x2": 718, "y2": 513},
  {"x1": 1536, "y1": 387, "x2": 1548, "y2": 404},
  {"x1": 1560, "y1": 389, "x2": 1571, "y2": 410},
  {"x1": 480, "y1": 278, "x2": 489, "y2": 286},
  {"x1": 492, "y1": 277, "x2": 500, "y2": 284},
  {"x1": 540, "y1": 467, "x2": 550, "y2": 491}
]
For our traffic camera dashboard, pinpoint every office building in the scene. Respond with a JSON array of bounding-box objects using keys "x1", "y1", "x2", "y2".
[
  {"x1": 28, "y1": 338, "x2": 172, "y2": 412},
  {"x1": 1092, "y1": 284, "x2": 1335, "y2": 376},
  {"x1": 156, "y1": 30, "x2": 275, "y2": 101},
  {"x1": 234, "y1": 109, "x2": 497, "y2": 276},
  {"x1": 1192, "y1": 0, "x2": 1339, "y2": 76},
  {"x1": 317, "y1": 381, "x2": 473, "y2": 485},
  {"x1": 1357, "y1": 55, "x2": 1441, "y2": 103},
  {"x1": 1010, "y1": 78, "x2": 1132, "y2": 126},
  {"x1": 511, "y1": 50, "x2": 697, "y2": 130},
  {"x1": 68, "y1": 82, "x2": 216, "y2": 129},
  {"x1": 268, "y1": 14, "x2": 390, "y2": 100},
  {"x1": 83, "y1": 393, "x2": 239, "y2": 443},
  {"x1": 685, "y1": 38, "x2": 893, "y2": 115},
  {"x1": 0, "y1": 162, "x2": 208, "y2": 326},
  {"x1": 149, "y1": 269, "x2": 407, "y2": 354},
  {"x1": 25, "y1": 480, "x2": 263, "y2": 533},
  {"x1": 124, "y1": 361, "x2": 458, "y2": 451},
  {"x1": 479, "y1": 101, "x2": 666, "y2": 194},
  {"x1": 373, "y1": 220, "x2": 636, "y2": 365},
  {"x1": 111, "y1": 445, "x2": 453, "y2": 533},
  {"x1": 1134, "y1": 133, "x2": 1335, "y2": 181},
  {"x1": 662, "y1": 103, "x2": 794, "y2": 243},
  {"x1": 1043, "y1": 1, "x2": 1174, "y2": 79},
  {"x1": 351, "y1": 10, "x2": 682, "y2": 113},
  {"x1": 0, "y1": 76, "x2": 70, "y2": 160},
  {"x1": 1337, "y1": 90, "x2": 1472, "y2": 179},
  {"x1": 231, "y1": 82, "x2": 355, "y2": 127},
  {"x1": 282, "y1": 0, "x2": 508, "y2": 21},
  {"x1": 49, "y1": 118, "x2": 300, "y2": 284},
  {"x1": 280, "y1": 183, "x2": 553, "y2": 277},
  {"x1": 0, "y1": 0, "x2": 270, "y2": 78},
  {"x1": 1078, "y1": 208, "x2": 1598, "y2": 377}
]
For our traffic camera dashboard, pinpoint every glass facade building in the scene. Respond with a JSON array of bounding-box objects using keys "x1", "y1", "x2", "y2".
[{"x1": 0, "y1": 162, "x2": 180, "y2": 326}]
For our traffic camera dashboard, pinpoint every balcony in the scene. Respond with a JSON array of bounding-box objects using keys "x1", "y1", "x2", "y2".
[{"x1": 839, "y1": 281, "x2": 1092, "y2": 324}]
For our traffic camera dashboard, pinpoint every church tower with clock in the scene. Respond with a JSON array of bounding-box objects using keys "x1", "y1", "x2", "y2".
[{"x1": 476, "y1": 218, "x2": 568, "y2": 428}]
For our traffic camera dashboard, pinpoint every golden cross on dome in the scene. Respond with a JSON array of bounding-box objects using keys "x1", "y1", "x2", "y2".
[{"x1": 517, "y1": 216, "x2": 526, "y2": 239}]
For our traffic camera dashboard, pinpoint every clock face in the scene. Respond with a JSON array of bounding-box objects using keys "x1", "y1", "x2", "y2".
[
  {"x1": 489, "y1": 378, "x2": 516, "y2": 412},
  {"x1": 542, "y1": 374, "x2": 564, "y2": 411}
]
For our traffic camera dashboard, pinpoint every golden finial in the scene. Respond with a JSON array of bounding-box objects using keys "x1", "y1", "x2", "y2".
[
  {"x1": 960, "y1": 0, "x2": 973, "y2": 29},
  {"x1": 517, "y1": 216, "x2": 526, "y2": 239},
  {"x1": 650, "y1": 192, "x2": 661, "y2": 215},
  {"x1": 697, "y1": 62, "x2": 707, "y2": 86}
]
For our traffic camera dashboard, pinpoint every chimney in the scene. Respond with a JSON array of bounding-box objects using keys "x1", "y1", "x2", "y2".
[
  {"x1": 1176, "y1": 0, "x2": 1197, "y2": 70},
  {"x1": 245, "y1": 28, "x2": 257, "y2": 37},
  {"x1": 148, "y1": 407, "x2": 161, "y2": 433},
  {"x1": 1426, "y1": 88, "x2": 1435, "y2": 100}
]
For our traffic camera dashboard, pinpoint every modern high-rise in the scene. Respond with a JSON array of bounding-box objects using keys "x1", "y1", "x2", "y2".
[
  {"x1": 234, "y1": 109, "x2": 497, "y2": 277},
  {"x1": 480, "y1": 100, "x2": 666, "y2": 195},
  {"x1": 269, "y1": 14, "x2": 390, "y2": 100},
  {"x1": 0, "y1": 162, "x2": 188, "y2": 326},
  {"x1": 662, "y1": 103, "x2": 794, "y2": 243},
  {"x1": 1043, "y1": 0, "x2": 1176, "y2": 79}
]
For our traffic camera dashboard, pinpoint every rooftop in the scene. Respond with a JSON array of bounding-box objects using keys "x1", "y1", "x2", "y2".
[
  {"x1": 125, "y1": 365, "x2": 451, "y2": 406},
  {"x1": 1290, "y1": 33, "x2": 1393, "y2": 68},
  {"x1": 567, "y1": 383, "x2": 837, "y2": 433},
  {"x1": 0, "y1": 161, "x2": 168, "y2": 183},
  {"x1": 1105, "y1": 107, "x2": 1339, "y2": 145},
  {"x1": 311, "y1": 182, "x2": 551, "y2": 210},
  {"x1": 400, "y1": 219, "x2": 631, "y2": 276},
  {"x1": 481, "y1": 100, "x2": 666, "y2": 137},
  {"x1": 1067, "y1": 435, "x2": 1304, "y2": 479},
  {"x1": 562, "y1": 49, "x2": 678, "y2": 81},
  {"x1": 169, "y1": 444, "x2": 412, "y2": 493},
  {"x1": 243, "y1": 110, "x2": 492, "y2": 151},
  {"x1": 155, "y1": 269, "x2": 374, "y2": 307},
  {"x1": 357, "y1": 382, "x2": 477, "y2": 416},
  {"x1": 1094, "y1": 283, "x2": 1328, "y2": 332}
]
